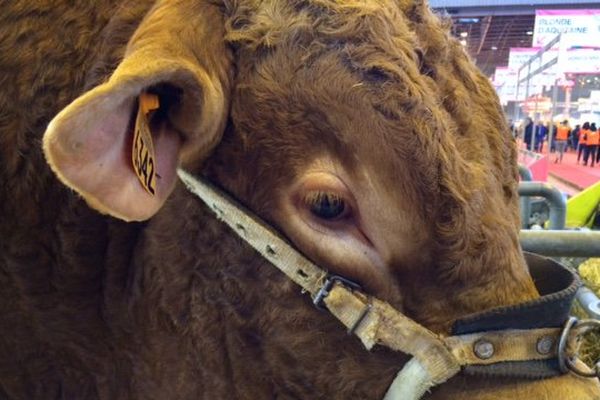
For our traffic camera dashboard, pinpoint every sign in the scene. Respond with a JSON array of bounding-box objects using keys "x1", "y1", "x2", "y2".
[
  {"x1": 493, "y1": 67, "x2": 518, "y2": 104},
  {"x1": 577, "y1": 90, "x2": 600, "y2": 113},
  {"x1": 532, "y1": 10, "x2": 600, "y2": 74},
  {"x1": 533, "y1": 9, "x2": 600, "y2": 47},
  {"x1": 430, "y1": 0, "x2": 600, "y2": 8},
  {"x1": 521, "y1": 95, "x2": 552, "y2": 113},
  {"x1": 508, "y1": 47, "x2": 557, "y2": 89},
  {"x1": 556, "y1": 78, "x2": 575, "y2": 87},
  {"x1": 557, "y1": 34, "x2": 600, "y2": 74},
  {"x1": 508, "y1": 47, "x2": 541, "y2": 70}
]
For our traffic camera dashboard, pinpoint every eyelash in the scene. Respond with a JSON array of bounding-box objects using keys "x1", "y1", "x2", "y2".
[{"x1": 303, "y1": 191, "x2": 349, "y2": 220}]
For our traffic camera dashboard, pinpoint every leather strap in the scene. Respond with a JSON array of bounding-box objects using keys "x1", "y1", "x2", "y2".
[
  {"x1": 177, "y1": 170, "x2": 580, "y2": 399},
  {"x1": 446, "y1": 327, "x2": 561, "y2": 365},
  {"x1": 323, "y1": 284, "x2": 460, "y2": 383}
]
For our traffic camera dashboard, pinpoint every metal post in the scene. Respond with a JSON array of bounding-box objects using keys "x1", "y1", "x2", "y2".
[
  {"x1": 514, "y1": 69, "x2": 521, "y2": 124},
  {"x1": 550, "y1": 79, "x2": 559, "y2": 154},
  {"x1": 576, "y1": 287, "x2": 600, "y2": 320},
  {"x1": 534, "y1": 96, "x2": 541, "y2": 151},
  {"x1": 518, "y1": 164, "x2": 534, "y2": 181},
  {"x1": 525, "y1": 63, "x2": 536, "y2": 152},
  {"x1": 519, "y1": 230, "x2": 600, "y2": 256},
  {"x1": 517, "y1": 165, "x2": 533, "y2": 228},
  {"x1": 517, "y1": 182, "x2": 566, "y2": 230},
  {"x1": 565, "y1": 86, "x2": 572, "y2": 118}
]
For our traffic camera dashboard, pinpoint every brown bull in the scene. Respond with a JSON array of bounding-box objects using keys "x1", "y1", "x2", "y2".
[{"x1": 0, "y1": 0, "x2": 598, "y2": 398}]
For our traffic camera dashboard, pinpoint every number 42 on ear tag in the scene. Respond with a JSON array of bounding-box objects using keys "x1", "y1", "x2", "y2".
[{"x1": 132, "y1": 93, "x2": 159, "y2": 195}]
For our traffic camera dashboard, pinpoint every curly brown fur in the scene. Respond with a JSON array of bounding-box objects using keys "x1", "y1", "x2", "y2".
[
  {"x1": 1, "y1": 1, "x2": 596, "y2": 399},
  {"x1": 212, "y1": 0, "x2": 536, "y2": 330}
]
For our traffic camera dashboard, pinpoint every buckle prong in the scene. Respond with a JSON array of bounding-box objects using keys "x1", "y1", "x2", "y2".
[{"x1": 313, "y1": 275, "x2": 361, "y2": 311}]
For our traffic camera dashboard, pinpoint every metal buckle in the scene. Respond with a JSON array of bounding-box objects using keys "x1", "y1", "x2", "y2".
[
  {"x1": 312, "y1": 275, "x2": 362, "y2": 311},
  {"x1": 558, "y1": 316, "x2": 600, "y2": 380}
]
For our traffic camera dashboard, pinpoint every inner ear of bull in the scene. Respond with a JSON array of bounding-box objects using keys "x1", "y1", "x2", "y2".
[
  {"x1": 43, "y1": 80, "x2": 188, "y2": 222},
  {"x1": 146, "y1": 83, "x2": 184, "y2": 137}
]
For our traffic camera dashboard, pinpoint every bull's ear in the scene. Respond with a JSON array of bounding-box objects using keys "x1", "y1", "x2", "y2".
[{"x1": 43, "y1": 0, "x2": 231, "y2": 222}]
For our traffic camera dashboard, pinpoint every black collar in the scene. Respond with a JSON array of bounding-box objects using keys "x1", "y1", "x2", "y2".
[{"x1": 452, "y1": 252, "x2": 581, "y2": 379}]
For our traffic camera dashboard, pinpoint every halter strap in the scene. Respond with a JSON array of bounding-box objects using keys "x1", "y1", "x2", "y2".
[{"x1": 177, "y1": 169, "x2": 590, "y2": 400}]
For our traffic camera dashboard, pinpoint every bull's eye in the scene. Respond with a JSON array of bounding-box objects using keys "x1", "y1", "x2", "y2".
[{"x1": 305, "y1": 191, "x2": 348, "y2": 220}]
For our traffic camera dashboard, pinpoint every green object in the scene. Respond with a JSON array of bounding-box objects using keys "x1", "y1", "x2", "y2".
[{"x1": 566, "y1": 181, "x2": 600, "y2": 228}]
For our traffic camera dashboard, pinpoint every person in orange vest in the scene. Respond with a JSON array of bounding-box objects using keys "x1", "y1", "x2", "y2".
[
  {"x1": 583, "y1": 122, "x2": 599, "y2": 166},
  {"x1": 592, "y1": 124, "x2": 600, "y2": 167},
  {"x1": 578, "y1": 122, "x2": 590, "y2": 164},
  {"x1": 554, "y1": 120, "x2": 570, "y2": 163}
]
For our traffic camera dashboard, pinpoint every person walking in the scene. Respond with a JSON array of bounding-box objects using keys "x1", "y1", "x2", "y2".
[
  {"x1": 584, "y1": 123, "x2": 599, "y2": 166},
  {"x1": 523, "y1": 117, "x2": 533, "y2": 151},
  {"x1": 578, "y1": 122, "x2": 590, "y2": 164},
  {"x1": 570, "y1": 124, "x2": 580, "y2": 152},
  {"x1": 595, "y1": 124, "x2": 600, "y2": 165},
  {"x1": 534, "y1": 121, "x2": 547, "y2": 152},
  {"x1": 549, "y1": 122, "x2": 557, "y2": 153},
  {"x1": 554, "y1": 120, "x2": 570, "y2": 163}
]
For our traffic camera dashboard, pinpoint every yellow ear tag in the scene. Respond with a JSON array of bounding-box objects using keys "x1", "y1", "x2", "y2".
[{"x1": 132, "y1": 93, "x2": 159, "y2": 195}]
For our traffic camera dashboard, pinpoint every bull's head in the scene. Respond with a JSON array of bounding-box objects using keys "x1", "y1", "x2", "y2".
[{"x1": 44, "y1": 0, "x2": 537, "y2": 343}]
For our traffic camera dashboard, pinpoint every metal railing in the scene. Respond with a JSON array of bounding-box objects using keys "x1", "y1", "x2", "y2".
[
  {"x1": 520, "y1": 230, "x2": 600, "y2": 257},
  {"x1": 517, "y1": 176, "x2": 600, "y2": 320},
  {"x1": 518, "y1": 165, "x2": 532, "y2": 229},
  {"x1": 576, "y1": 287, "x2": 600, "y2": 320},
  {"x1": 518, "y1": 181, "x2": 566, "y2": 230}
]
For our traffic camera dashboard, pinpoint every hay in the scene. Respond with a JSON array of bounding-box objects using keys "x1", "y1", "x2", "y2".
[
  {"x1": 579, "y1": 258, "x2": 600, "y2": 293},
  {"x1": 574, "y1": 258, "x2": 600, "y2": 367}
]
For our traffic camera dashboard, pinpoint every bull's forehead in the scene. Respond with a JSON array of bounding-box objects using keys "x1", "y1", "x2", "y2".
[
  {"x1": 224, "y1": 0, "x2": 431, "y2": 97},
  {"x1": 227, "y1": 1, "x2": 432, "y2": 67},
  {"x1": 244, "y1": 46, "x2": 436, "y2": 193},
  {"x1": 224, "y1": 46, "x2": 435, "y2": 281},
  {"x1": 223, "y1": 0, "x2": 450, "y2": 204},
  {"x1": 224, "y1": 0, "x2": 419, "y2": 46},
  {"x1": 228, "y1": 44, "x2": 442, "y2": 227}
]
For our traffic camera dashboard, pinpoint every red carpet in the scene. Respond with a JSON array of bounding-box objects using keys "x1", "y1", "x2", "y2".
[{"x1": 536, "y1": 148, "x2": 600, "y2": 192}]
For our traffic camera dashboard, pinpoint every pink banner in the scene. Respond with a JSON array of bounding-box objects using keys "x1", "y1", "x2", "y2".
[
  {"x1": 536, "y1": 9, "x2": 600, "y2": 16},
  {"x1": 519, "y1": 150, "x2": 548, "y2": 182},
  {"x1": 509, "y1": 47, "x2": 542, "y2": 52}
]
